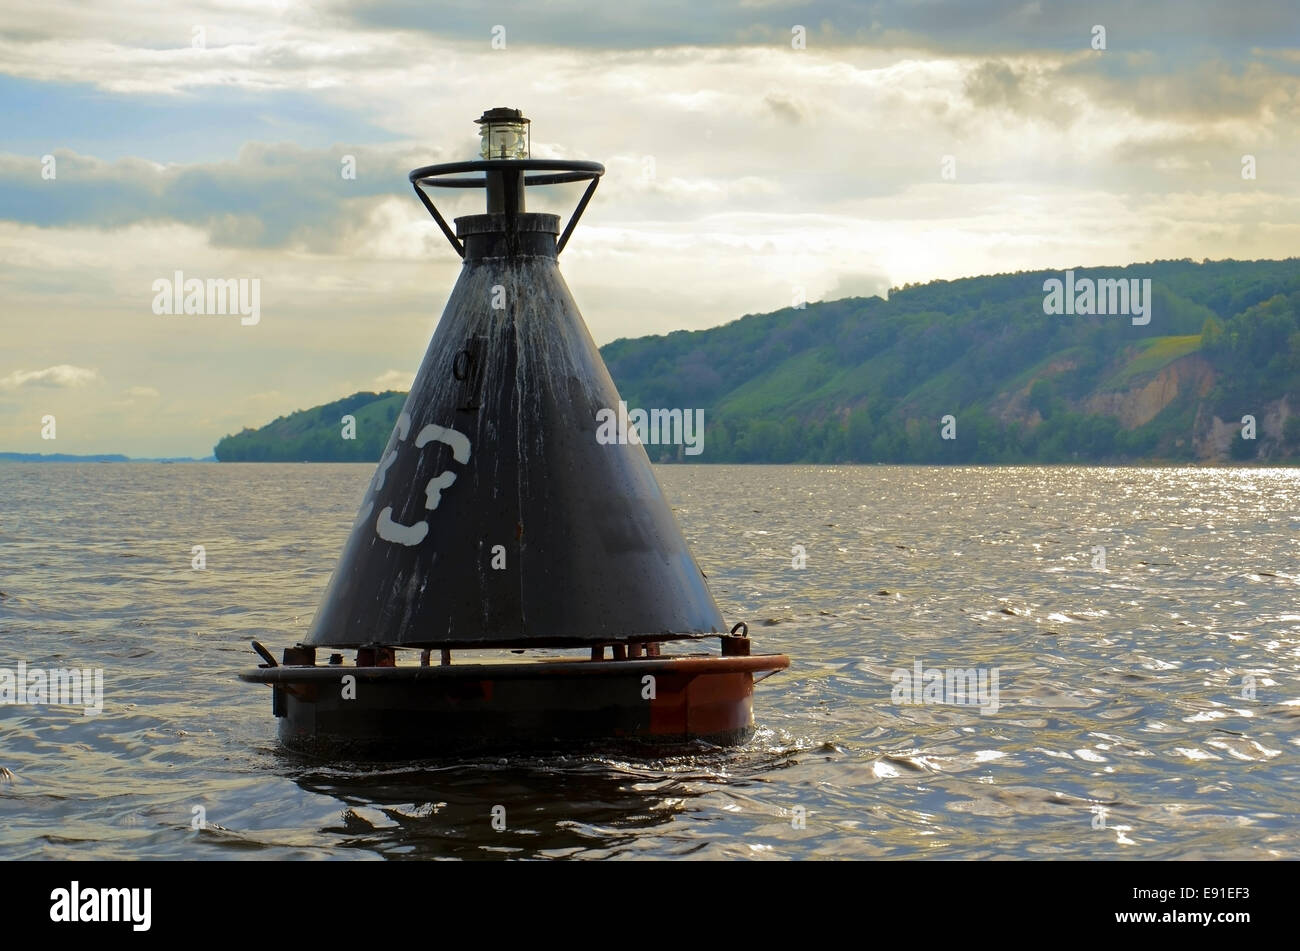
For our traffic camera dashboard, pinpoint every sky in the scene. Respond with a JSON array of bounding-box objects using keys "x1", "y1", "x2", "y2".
[{"x1": 2, "y1": 0, "x2": 1298, "y2": 457}]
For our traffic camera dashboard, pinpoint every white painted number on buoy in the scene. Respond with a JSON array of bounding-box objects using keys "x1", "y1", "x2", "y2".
[
  {"x1": 423, "y1": 470, "x2": 457, "y2": 509},
  {"x1": 372, "y1": 415, "x2": 472, "y2": 547}
]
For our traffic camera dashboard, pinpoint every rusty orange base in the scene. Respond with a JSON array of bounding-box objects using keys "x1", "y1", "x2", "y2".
[{"x1": 240, "y1": 653, "x2": 789, "y2": 758}]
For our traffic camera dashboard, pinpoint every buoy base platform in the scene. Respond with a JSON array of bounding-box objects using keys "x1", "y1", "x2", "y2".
[{"x1": 239, "y1": 647, "x2": 789, "y2": 758}]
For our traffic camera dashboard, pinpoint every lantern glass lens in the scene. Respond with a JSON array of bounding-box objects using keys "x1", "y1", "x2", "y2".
[{"x1": 480, "y1": 121, "x2": 528, "y2": 159}]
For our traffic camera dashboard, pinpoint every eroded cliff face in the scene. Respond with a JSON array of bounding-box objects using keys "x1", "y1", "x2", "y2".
[
  {"x1": 991, "y1": 356, "x2": 1079, "y2": 426},
  {"x1": 1078, "y1": 354, "x2": 1297, "y2": 459},
  {"x1": 1196, "y1": 411, "x2": 1240, "y2": 458},
  {"x1": 1194, "y1": 395, "x2": 1294, "y2": 461},
  {"x1": 994, "y1": 352, "x2": 1214, "y2": 432},
  {"x1": 991, "y1": 350, "x2": 1297, "y2": 460},
  {"x1": 1085, "y1": 355, "x2": 1215, "y2": 429}
]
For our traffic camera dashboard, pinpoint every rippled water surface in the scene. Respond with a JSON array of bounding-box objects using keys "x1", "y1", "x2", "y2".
[{"x1": 2, "y1": 463, "x2": 1298, "y2": 859}]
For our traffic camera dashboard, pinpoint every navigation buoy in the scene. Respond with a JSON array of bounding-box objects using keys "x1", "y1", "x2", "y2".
[{"x1": 240, "y1": 108, "x2": 789, "y2": 756}]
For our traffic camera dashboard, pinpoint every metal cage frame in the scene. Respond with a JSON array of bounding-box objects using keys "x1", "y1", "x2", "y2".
[{"x1": 409, "y1": 159, "x2": 605, "y2": 258}]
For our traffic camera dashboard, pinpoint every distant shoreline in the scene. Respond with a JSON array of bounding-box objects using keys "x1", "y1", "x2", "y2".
[
  {"x1": 2, "y1": 454, "x2": 1295, "y2": 468},
  {"x1": 0, "y1": 453, "x2": 215, "y2": 463}
]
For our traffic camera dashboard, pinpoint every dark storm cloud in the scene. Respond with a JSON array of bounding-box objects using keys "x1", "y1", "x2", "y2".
[{"x1": 336, "y1": 0, "x2": 1298, "y2": 55}]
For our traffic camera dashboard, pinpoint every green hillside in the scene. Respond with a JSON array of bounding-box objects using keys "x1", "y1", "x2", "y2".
[
  {"x1": 214, "y1": 258, "x2": 1300, "y2": 463},
  {"x1": 215, "y1": 391, "x2": 405, "y2": 461}
]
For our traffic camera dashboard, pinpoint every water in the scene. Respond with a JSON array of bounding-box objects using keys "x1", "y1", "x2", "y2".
[{"x1": 1, "y1": 463, "x2": 1297, "y2": 859}]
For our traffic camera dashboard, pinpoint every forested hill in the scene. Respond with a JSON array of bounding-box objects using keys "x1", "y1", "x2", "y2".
[
  {"x1": 215, "y1": 391, "x2": 406, "y2": 462},
  {"x1": 215, "y1": 258, "x2": 1300, "y2": 463}
]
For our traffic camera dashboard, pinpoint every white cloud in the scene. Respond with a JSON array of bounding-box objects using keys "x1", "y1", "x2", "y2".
[
  {"x1": 372, "y1": 369, "x2": 412, "y2": 391},
  {"x1": 0, "y1": 364, "x2": 100, "y2": 389},
  {"x1": 126, "y1": 386, "x2": 161, "y2": 398}
]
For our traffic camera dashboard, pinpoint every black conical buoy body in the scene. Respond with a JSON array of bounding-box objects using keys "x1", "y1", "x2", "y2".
[
  {"x1": 305, "y1": 211, "x2": 725, "y2": 648},
  {"x1": 240, "y1": 111, "x2": 789, "y2": 756}
]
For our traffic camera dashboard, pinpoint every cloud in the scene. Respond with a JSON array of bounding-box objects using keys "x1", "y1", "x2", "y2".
[
  {"x1": 0, "y1": 143, "x2": 437, "y2": 251},
  {"x1": 372, "y1": 369, "x2": 413, "y2": 390},
  {"x1": 2, "y1": 1, "x2": 1297, "y2": 63},
  {"x1": 763, "y1": 93, "x2": 807, "y2": 124},
  {"x1": 126, "y1": 386, "x2": 160, "y2": 398},
  {"x1": 964, "y1": 60, "x2": 1032, "y2": 110},
  {"x1": 0, "y1": 364, "x2": 99, "y2": 388},
  {"x1": 331, "y1": 0, "x2": 1300, "y2": 55},
  {"x1": 1060, "y1": 55, "x2": 1300, "y2": 122},
  {"x1": 826, "y1": 272, "x2": 892, "y2": 301},
  {"x1": 3, "y1": 34, "x2": 1297, "y2": 254}
]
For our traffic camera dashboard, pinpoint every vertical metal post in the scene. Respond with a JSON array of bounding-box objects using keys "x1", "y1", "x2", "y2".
[{"x1": 485, "y1": 169, "x2": 526, "y2": 214}]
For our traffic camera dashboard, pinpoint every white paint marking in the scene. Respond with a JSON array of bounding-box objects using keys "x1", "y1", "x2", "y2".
[
  {"x1": 375, "y1": 506, "x2": 429, "y2": 546},
  {"x1": 424, "y1": 471, "x2": 457, "y2": 509},
  {"x1": 370, "y1": 421, "x2": 470, "y2": 546},
  {"x1": 372, "y1": 449, "x2": 398, "y2": 491},
  {"x1": 414, "y1": 424, "x2": 471, "y2": 463}
]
